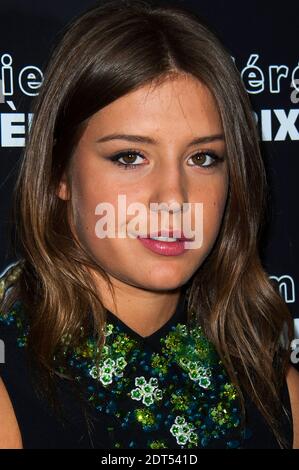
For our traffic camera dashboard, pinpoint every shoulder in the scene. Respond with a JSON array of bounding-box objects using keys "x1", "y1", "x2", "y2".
[
  {"x1": 0, "y1": 377, "x2": 23, "y2": 448},
  {"x1": 0, "y1": 300, "x2": 26, "y2": 449},
  {"x1": 0, "y1": 267, "x2": 27, "y2": 449},
  {"x1": 285, "y1": 363, "x2": 299, "y2": 449}
]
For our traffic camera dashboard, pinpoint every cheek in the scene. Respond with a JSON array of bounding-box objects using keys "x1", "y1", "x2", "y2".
[
  {"x1": 70, "y1": 163, "x2": 113, "y2": 242},
  {"x1": 204, "y1": 197, "x2": 226, "y2": 229},
  {"x1": 201, "y1": 181, "x2": 228, "y2": 244},
  {"x1": 71, "y1": 165, "x2": 138, "y2": 249}
]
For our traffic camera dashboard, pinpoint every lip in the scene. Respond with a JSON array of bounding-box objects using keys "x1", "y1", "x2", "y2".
[
  {"x1": 138, "y1": 229, "x2": 193, "y2": 241},
  {"x1": 137, "y1": 236, "x2": 190, "y2": 256}
]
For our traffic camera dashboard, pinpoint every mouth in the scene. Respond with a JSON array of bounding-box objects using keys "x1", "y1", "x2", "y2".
[
  {"x1": 137, "y1": 229, "x2": 194, "y2": 242},
  {"x1": 137, "y1": 230, "x2": 193, "y2": 256}
]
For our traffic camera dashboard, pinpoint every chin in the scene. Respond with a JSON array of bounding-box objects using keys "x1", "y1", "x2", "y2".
[{"x1": 142, "y1": 274, "x2": 189, "y2": 292}]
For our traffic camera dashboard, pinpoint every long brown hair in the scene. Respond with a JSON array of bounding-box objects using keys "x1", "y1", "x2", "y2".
[{"x1": 0, "y1": 0, "x2": 294, "y2": 448}]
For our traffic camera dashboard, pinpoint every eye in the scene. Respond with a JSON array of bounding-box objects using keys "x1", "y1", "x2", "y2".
[
  {"x1": 187, "y1": 151, "x2": 224, "y2": 168},
  {"x1": 107, "y1": 150, "x2": 145, "y2": 170},
  {"x1": 106, "y1": 149, "x2": 224, "y2": 170}
]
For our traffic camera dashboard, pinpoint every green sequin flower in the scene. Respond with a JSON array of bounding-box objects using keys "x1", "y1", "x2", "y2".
[
  {"x1": 180, "y1": 360, "x2": 212, "y2": 388},
  {"x1": 170, "y1": 416, "x2": 199, "y2": 446},
  {"x1": 130, "y1": 376, "x2": 163, "y2": 406},
  {"x1": 89, "y1": 356, "x2": 128, "y2": 386}
]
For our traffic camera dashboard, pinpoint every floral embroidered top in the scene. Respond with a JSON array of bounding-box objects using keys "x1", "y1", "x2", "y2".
[{"x1": 0, "y1": 287, "x2": 293, "y2": 449}]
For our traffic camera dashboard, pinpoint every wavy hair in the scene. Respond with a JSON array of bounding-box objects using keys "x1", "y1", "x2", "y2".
[{"x1": 0, "y1": 0, "x2": 294, "y2": 448}]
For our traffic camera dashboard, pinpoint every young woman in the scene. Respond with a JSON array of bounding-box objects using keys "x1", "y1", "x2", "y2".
[{"x1": 0, "y1": 0, "x2": 298, "y2": 449}]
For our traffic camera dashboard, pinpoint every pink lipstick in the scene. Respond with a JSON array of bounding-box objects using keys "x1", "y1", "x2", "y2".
[{"x1": 137, "y1": 230, "x2": 193, "y2": 256}]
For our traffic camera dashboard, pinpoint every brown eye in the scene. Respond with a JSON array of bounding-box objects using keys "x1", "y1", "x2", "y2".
[
  {"x1": 108, "y1": 150, "x2": 146, "y2": 170},
  {"x1": 191, "y1": 154, "x2": 206, "y2": 165},
  {"x1": 188, "y1": 151, "x2": 222, "y2": 168},
  {"x1": 121, "y1": 154, "x2": 139, "y2": 164}
]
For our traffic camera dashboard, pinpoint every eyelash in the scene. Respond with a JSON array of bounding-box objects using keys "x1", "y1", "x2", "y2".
[{"x1": 107, "y1": 149, "x2": 224, "y2": 170}]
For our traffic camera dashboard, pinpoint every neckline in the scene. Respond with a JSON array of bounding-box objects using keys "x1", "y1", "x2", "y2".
[{"x1": 105, "y1": 288, "x2": 188, "y2": 344}]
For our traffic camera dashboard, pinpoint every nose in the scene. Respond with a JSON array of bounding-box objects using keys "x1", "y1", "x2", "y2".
[{"x1": 149, "y1": 160, "x2": 188, "y2": 216}]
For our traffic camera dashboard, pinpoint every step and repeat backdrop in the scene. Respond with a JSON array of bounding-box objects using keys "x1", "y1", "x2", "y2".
[{"x1": 0, "y1": 1, "x2": 298, "y2": 359}]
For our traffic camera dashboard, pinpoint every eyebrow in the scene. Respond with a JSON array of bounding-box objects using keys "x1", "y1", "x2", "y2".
[{"x1": 95, "y1": 133, "x2": 225, "y2": 147}]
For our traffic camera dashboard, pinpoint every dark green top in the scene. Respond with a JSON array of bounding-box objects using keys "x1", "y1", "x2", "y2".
[{"x1": 0, "y1": 287, "x2": 293, "y2": 449}]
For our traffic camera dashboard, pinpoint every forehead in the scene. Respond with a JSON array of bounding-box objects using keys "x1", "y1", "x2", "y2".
[{"x1": 85, "y1": 74, "x2": 223, "y2": 139}]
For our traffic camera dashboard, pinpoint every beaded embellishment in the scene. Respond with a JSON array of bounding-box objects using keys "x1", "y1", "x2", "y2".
[{"x1": 0, "y1": 298, "x2": 247, "y2": 449}]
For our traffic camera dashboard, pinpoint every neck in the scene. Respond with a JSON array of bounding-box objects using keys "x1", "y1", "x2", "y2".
[{"x1": 89, "y1": 269, "x2": 182, "y2": 338}]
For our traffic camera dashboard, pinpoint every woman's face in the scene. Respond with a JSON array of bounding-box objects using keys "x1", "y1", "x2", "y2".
[{"x1": 57, "y1": 74, "x2": 228, "y2": 292}]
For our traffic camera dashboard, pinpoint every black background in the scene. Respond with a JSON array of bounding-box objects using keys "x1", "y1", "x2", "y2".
[{"x1": 0, "y1": 1, "x2": 298, "y2": 356}]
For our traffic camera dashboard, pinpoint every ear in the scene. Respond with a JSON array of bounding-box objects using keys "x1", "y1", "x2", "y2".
[{"x1": 56, "y1": 172, "x2": 70, "y2": 200}]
